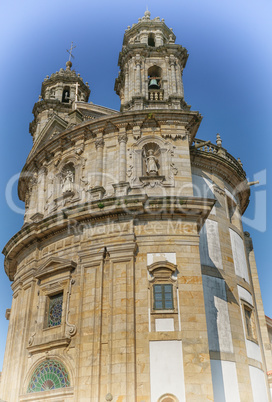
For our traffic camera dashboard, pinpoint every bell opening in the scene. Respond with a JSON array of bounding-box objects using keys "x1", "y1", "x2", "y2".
[{"x1": 148, "y1": 33, "x2": 155, "y2": 47}]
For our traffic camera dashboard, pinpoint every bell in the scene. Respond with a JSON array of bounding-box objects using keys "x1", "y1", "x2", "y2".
[{"x1": 149, "y1": 78, "x2": 160, "y2": 89}]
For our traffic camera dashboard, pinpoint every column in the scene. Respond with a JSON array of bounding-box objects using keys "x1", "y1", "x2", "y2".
[
  {"x1": 107, "y1": 242, "x2": 137, "y2": 402},
  {"x1": 176, "y1": 64, "x2": 184, "y2": 98},
  {"x1": 95, "y1": 138, "x2": 104, "y2": 188},
  {"x1": 180, "y1": 68, "x2": 185, "y2": 98},
  {"x1": 118, "y1": 129, "x2": 128, "y2": 183},
  {"x1": 170, "y1": 56, "x2": 177, "y2": 94},
  {"x1": 88, "y1": 136, "x2": 106, "y2": 200},
  {"x1": 112, "y1": 128, "x2": 130, "y2": 196},
  {"x1": 125, "y1": 68, "x2": 129, "y2": 103},
  {"x1": 135, "y1": 56, "x2": 141, "y2": 95}
]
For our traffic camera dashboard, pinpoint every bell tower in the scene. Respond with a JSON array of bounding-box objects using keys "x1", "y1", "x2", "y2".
[{"x1": 115, "y1": 10, "x2": 189, "y2": 111}]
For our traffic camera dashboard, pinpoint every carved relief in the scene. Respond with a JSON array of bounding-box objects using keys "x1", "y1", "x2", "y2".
[{"x1": 65, "y1": 279, "x2": 77, "y2": 338}]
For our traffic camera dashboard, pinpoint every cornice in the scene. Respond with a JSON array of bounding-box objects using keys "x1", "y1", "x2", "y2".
[
  {"x1": 190, "y1": 147, "x2": 250, "y2": 214},
  {"x1": 3, "y1": 195, "x2": 215, "y2": 281}
]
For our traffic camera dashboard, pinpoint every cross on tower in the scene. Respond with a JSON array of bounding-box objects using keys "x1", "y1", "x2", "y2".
[{"x1": 66, "y1": 42, "x2": 76, "y2": 61}]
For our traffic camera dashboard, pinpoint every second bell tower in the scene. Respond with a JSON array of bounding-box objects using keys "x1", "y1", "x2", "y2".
[{"x1": 115, "y1": 10, "x2": 189, "y2": 111}]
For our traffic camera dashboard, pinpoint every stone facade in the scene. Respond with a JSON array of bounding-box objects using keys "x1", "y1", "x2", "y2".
[{"x1": 0, "y1": 10, "x2": 271, "y2": 402}]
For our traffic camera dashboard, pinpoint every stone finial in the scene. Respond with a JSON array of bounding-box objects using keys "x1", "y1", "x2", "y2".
[
  {"x1": 216, "y1": 133, "x2": 222, "y2": 147},
  {"x1": 66, "y1": 60, "x2": 72, "y2": 70},
  {"x1": 237, "y1": 157, "x2": 243, "y2": 167},
  {"x1": 144, "y1": 9, "x2": 151, "y2": 20}
]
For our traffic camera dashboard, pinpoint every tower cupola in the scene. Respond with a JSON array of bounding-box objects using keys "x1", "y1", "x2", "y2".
[
  {"x1": 30, "y1": 60, "x2": 90, "y2": 142},
  {"x1": 115, "y1": 10, "x2": 189, "y2": 111},
  {"x1": 41, "y1": 60, "x2": 90, "y2": 104}
]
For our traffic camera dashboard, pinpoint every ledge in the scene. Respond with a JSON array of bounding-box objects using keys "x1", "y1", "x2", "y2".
[
  {"x1": 19, "y1": 387, "x2": 74, "y2": 401},
  {"x1": 3, "y1": 195, "x2": 215, "y2": 280},
  {"x1": 27, "y1": 337, "x2": 71, "y2": 355}
]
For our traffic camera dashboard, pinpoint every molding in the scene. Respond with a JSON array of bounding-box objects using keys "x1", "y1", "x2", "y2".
[
  {"x1": 35, "y1": 257, "x2": 76, "y2": 281},
  {"x1": 19, "y1": 387, "x2": 74, "y2": 401},
  {"x1": 27, "y1": 337, "x2": 71, "y2": 354}
]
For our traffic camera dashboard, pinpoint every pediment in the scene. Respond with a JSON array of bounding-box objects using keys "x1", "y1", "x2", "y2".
[
  {"x1": 39, "y1": 114, "x2": 68, "y2": 145},
  {"x1": 31, "y1": 114, "x2": 68, "y2": 157},
  {"x1": 147, "y1": 261, "x2": 177, "y2": 274},
  {"x1": 35, "y1": 256, "x2": 76, "y2": 280}
]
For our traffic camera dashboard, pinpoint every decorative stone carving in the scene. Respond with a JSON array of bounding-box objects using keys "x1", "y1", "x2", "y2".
[
  {"x1": 65, "y1": 279, "x2": 77, "y2": 338},
  {"x1": 62, "y1": 167, "x2": 74, "y2": 193},
  {"x1": 28, "y1": 332, "x2": 36, "y2": 347},
  {"x1": 118, "y1": 133, "x2": 128, "y2": 143},
  {"x1": 95, "y1": 138, "x2": 105, "y2": 149},
  {"x1": 144, "y1": 149, "x2": 159, "y2": 176},
  {"x1": 128, "y1": 136, "x2": 177, "y2": 188}
]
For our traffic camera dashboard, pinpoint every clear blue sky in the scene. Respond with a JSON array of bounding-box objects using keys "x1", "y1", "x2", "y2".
[{"x1": 1, "y1": 0, "x2": 272, "y2": 370}]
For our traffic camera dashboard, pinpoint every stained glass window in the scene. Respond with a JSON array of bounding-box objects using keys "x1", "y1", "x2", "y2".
[
  {"x1": 48, "y1": 293, "x2": 63, "y2": 327},
  {"x1": 27, "y1": 359, "x2": 70, "y2": 393}
]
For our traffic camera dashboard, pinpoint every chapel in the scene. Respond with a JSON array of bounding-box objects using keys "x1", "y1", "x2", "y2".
[{"x1": 0, "y1": 10, "x2": 271, "y2": 402}]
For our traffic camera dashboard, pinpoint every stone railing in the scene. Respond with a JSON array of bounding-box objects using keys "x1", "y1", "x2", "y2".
[
  {"x1": 148, "y1": 89, "x2": 164, "y2": 101},
  {"x1": 192, "y1": 138, "x2": 244, "y2": 171}
]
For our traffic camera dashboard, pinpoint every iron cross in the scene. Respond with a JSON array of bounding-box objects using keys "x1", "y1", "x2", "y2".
[{"x1": 66, "y1": 42, "x2": 76, "y2": 61}]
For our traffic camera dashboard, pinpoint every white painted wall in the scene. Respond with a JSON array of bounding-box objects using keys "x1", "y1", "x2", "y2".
[
  {"x1": 192, "y1": 174, "x2": 215, "y2": 199},
  {"x1": 203, "y1": 276, "x2": 233, "y2": 353},
  {"x1": 210, "y1": 360, "x2": 240, "y2": 402},
  {"x1": 229, "y1": 229, "x2": 249, "y2": 282},
  {"x1": 149, "y1": 340, "x2": 186, "y2": 402},
  {"x1": 147, "y1": 252, "x2": 176, "y2": 266},
  {"x1": 237, "y1": 286, "x2": 262, "y2": 362},
  {"x1": 249, "y1": 365, "x2": 269, "y2": 402},
  {"x1": 200, "y1": 220, "x2": 223, "y2": 269},
  {"x1": 225, "y1": 188, "x2": 238, "y2": 204},
  {"x1": 155, "y1": 318, "x2": 174, "y2": 332}
]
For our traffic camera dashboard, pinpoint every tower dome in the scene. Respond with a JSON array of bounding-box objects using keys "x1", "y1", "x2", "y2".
[
  {"x1": 41, "y1": 60, "x2": 90, "y2": 104},
  {"x1": 29, "y1": 60, "x2": 91, "y2": 142}
]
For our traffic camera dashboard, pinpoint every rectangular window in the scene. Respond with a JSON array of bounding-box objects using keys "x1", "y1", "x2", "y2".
[
  {"x1": 244, "y1": 305, "x2": 257, "y2": 341},
  {"x1": 153, "y1": 284, "x2": 173, "y2": 310},
  {"x1": 48, "y1": 293, "x2": 63, "y2": 327}
]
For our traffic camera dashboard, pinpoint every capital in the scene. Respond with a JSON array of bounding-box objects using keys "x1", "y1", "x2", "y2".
[
  {"x1": 95, "y1": 138, "x2": 105, "y2": 149},
  {"x1": 118, "y1": 133, "x2": 128, "y2": 143}
]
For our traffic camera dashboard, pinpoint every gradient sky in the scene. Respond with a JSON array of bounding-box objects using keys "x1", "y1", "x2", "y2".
[{"x1": 0, "y1": 0, "x2": 272, "y2": 370}]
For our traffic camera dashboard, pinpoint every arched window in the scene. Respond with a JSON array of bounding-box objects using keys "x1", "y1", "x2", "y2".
[
  {"x1": 148, "y1": 66, "x2": 163, "y2": 100},
  {"x1": 27, "y1": 359, "x2": 70, "y2": 393},
  {"x1": 62, "y1": 87, "x2": 70, "y2": 103},
  {"x1": 148, "y1": 33, "x2": 155, "y2": 47}
]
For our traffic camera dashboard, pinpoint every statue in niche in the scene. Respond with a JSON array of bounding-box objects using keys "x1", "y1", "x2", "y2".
[
  {"x1": 145, "y1": 149, "x2": 159, "y2": 175},
  {"x1": 62, "y1": 168, "x2": 74, "y2": 193}
]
